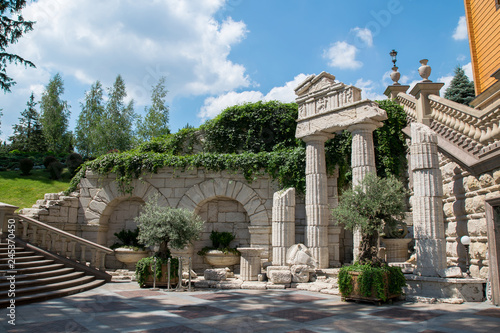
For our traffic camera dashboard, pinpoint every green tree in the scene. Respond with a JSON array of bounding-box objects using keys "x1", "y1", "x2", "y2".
[
  {"x1": 136, "y1": 77, "x2": 170, "y2": 143},
  {"x1": 75, "y1": 81, "x2": 105, "y2": 157},
  {"x1": 9, "y1": 92, "x2": 46, "y2": 152},
  {"x1": 1, "y1": 0, "x2": 35, "y2": 92},
  {"x1": 97, "y1": 75, "x2": 135, "y2": 154},
  {"x1": 39, "y1": 73, "x2": 71, "y2": 153},
  {"x1": 331, "y1": 173, "x2": 407, "y2": 263},
  {"x1": 444, "y1": 66, "x2": 475, "y2": 105}
]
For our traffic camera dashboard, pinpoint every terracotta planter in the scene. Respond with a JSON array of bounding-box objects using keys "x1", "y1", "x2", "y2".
[
  {"x1": 342, "y1": 271, "x2": 401, "y2": 305},
  {"x1": 143, "y1": 264, "x2": 178, "y2": 287},
  {"x1": 203, "y1": 250, "x2": 240, "y2": 268}
]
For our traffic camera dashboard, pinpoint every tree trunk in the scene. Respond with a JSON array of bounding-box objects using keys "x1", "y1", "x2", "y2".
[{"x1": 358, "y1": 230, "x2": 379, "y2": 264}]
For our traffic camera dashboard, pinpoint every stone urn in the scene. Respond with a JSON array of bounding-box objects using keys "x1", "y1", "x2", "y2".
[
  {"x1": 418, "y1": 59, "x2": 431, "y2": 82},
  {"x1": 390, "y1": 66, "x2": 401, "y2": 85},
  {"x1": 381, "y1": 238, "x2": 412, "y2": 263},
  {"x1": 114, "y1": 248, "x2": 150, "y2": 269},
  {"x1": 203, "y1": 250, "x2": 240, "y2": 268}
]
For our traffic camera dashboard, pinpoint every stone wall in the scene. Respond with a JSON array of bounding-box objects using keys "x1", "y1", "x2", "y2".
[
  {"x1": 21, "y1": 166, "x2": 345, "y2": 269},
  {"x1": 440, "y1": 154, "x2": 500, "y2": 279}
]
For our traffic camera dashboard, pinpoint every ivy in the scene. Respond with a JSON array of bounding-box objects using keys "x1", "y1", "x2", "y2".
[{"x1": 135, "y1": 256, "x2": 179, "y2": 287}]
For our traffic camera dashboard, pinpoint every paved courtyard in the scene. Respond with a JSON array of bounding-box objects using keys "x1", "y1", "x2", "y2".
[{"x1": 2, "y1": 282, "x2": 500, "y2": 333}]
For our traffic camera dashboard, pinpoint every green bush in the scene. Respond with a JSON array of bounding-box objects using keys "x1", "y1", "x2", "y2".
[
  {"x1": 19, "y1": 158, "x2": 34, "y2": 176},
  {"x1": 43, "y1": 155, "x2": 58, "y2": 169},
  {"x1": 47, "y1": 161, "x2": 64, "y2": 180},
  {"x1": 110, "y1": 228, "x2": 145, "y2": 250},
  {"x1": 66, "y1": 152, "x2": 83, "y2": 176}
]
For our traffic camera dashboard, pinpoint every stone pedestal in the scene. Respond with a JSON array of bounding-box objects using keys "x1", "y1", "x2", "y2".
[
  {"x1": 272, "y1": 188, "x2": 296, "y2": 266},
  {"x1": 383, "y1": 85, "x2": 409, "y2": 100},
  {"x1": 410, "y1": 123, "x2": 446, "y2": 276},
  {"x1": 409, "y1": 82, "x2": 444, "y2": 126},
  {"x1": 238, "y1": 247, "x2": 264, "y2": 281},
  {"x1": 304, "y1": 135, "x2": 331, "y2": 268},
  {"x1": 348, "y1": 122, "x2": 382, "y2": 261}
]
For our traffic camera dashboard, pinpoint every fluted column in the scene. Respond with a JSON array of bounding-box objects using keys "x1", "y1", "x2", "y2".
[
  {"x1": 304, "y1": 134, "x2": 331, "y2": 268},
  {"x1": 348, "y1": 122, "x2": 381, "y2": 261},
  {"x1": 238, "y1": 247, "x2": 264, "y2": 281},
  {"x1": 272, "y1": 188, "x2": 296, "y2": 266},
  {"x1": 410, "y1": 122, "x2": 446, "y2": 276}
]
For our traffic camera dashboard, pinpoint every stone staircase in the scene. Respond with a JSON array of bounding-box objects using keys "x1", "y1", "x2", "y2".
[{"x1": 0, "y1": 237, "x2": 107, "y2": 306}]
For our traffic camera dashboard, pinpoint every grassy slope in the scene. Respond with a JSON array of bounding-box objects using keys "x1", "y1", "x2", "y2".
[{"x1": 0, "y1": 169, "x2": 71, "y2": 211}]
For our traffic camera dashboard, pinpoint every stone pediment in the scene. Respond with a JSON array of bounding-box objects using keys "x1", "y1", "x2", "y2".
[{"x1": 295, "y1": 72, "x2": 337, "y2": 97}]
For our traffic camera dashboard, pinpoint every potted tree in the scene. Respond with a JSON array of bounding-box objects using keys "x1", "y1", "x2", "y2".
[
  {"x1": 197, "y1": 231, "x2": 241, "y2": 268},
  {"x1": 332, "y1": 173, "x2": 407, "y2": 304},
  {"x1": 111, "y1": 228, "x2": 149, "y2": 269},
  {"x1": 135, "y1": 193, "x2": 204, "y2": 287}
]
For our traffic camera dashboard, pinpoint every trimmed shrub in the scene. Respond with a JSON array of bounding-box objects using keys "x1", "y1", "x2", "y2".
[
  {"x1": 19, "y1": 158, "x2": 34, "y2": 176},
  {"x1": 66, "y1": 152, "x2": 83, "y2": 176},
  {"x1": 47, "y1": 161, "x2": 64, "y2": 180},
  {"x1": 43, "y1": 155, "x2": 58, "y2": 169}
]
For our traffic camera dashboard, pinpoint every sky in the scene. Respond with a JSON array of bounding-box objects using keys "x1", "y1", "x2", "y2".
[{"x1": 1, "y1": 0, "x2": 472, "y2": 143}]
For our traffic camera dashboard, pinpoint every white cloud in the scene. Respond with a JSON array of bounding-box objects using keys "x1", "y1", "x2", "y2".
[
  {"x1": 452, "y1": 16, "x2": 467, "y2": 40},
  {"x1": 457, "y1": 54, "x2": 466, "y2": 62},
  {"x1": 463, "y1": 62, "x2": 473, "y2": 80},
  {"x1": 354, "y1": 78, "x2": 386, "y2": 101},
  {"x1": 198, "y1": 74, "x2": 310, "y2": 120},
  {"x1": 352, "y1": 27, "x2": 373, "y2": 47},
  {"x1": 323, "y1": 41, "x2": 362, "y2": 70},
  {"x1": 7, "y1": 0, "x2": 250, "y2": 104}
]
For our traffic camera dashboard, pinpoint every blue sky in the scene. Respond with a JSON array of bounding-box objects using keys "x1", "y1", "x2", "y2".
[{"x1": 1, "y1": 0, "x2": 471, "y2": 143}]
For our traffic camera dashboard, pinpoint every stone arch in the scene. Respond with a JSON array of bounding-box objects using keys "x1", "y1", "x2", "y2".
[
  {"x1": 84, "y1": 179, "x2": 167, "y2": 228},
  {"x1": 178, "y1": 178, "x2": 270, "y2": 226}
]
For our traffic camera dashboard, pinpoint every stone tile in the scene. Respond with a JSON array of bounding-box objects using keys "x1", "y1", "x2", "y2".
[
  {"x1": 72, "y1": 300, "x2": 136, "y2": 313},
  {"x1": 202, "y1": 314, "x2": 289, "y2": 332},
  {"x1": 116, "y1": 290, "x2": 165, "y2": 298},
  {"x1": 133, "y1": 325, "x2": 201, "y2": 333},
  {"x1": 274, "y1": 293, "x2": 327, "y2": 303},
  {"x1": 323, "y1": 318, "x2": 402, "y2": 333},
  {"x1": 191, "y1": 292, "x2": 244, "y2": 301},
  {"x1": 370, "y1": 307, "x2": 443, "y2": 323},
  {"x1": 442, "y1": 317, "x2": 500, "y2": 333},
  {"x1": 286, "y1": 330, "x2": 317, "y2": 333},
  {"x1": 169, "y1": 305, "x2": 231, "y2": 319},
  {"x1": 95, "y1": 313, "x2": 170, "y2": 329},
  {"x1": 267, "y1": 307, "x2": 336, "y2": 323},
  {"x1": 475, "y1": 308, "x2": 500, "y2": 318},
  {"x1": 7, "y1": 319, "x2": 89, "y2": 333}
]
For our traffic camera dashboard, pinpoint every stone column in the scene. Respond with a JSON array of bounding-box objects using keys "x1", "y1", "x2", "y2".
[
  {"x1": 410, "y1": 122, "x2": 446, "y2": 276},
  {"x1": 238, "y1": 247, "x2": 264, "y2": 281},
  {"x1": 0, "y1": 202, "x2": 18, "y2": 235},
  {"x1": 348, "y1": 122, "x2": 381, "y2": 261},
  {"x1": 272, "y1": 188, "x2": 295, "y2": 266},
  {"x1": 304, "y1": 134, "x2": 331, "y2": 268}
]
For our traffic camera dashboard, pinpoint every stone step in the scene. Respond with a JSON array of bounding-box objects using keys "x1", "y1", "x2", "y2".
[
  {"x1": 0, "y1": 259, "x2": 54, "y2": 270},
  {"x1": 0, "y1": 255, "x2": 45, "y2": 263},
  {"x1": 0, "y1": 275, "x2": 96, "y2": 298},
  {"x1": 0, "y1": 279, "x2": 106, "y2": 307},
  {"x1": 0, "y1": 251, "x2": 35, "y2": 258},
  {"x1": 0, "y1": 271, "x2": 85, "y2": 291},
  {"x1": 0, "y1": 267, "x2": 75, "y2": 282},
  {"x1": 0, "y1": 246, "x2": 25, "y2": 252},
  {"x1": 3, "y1": 263, "x2": 66, "y2": 275}
]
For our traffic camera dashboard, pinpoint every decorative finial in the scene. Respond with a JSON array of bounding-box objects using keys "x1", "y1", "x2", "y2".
[
  {"x1": 418, "y1": 59, "x2": 432, "y2": 82},
  {"x1": 390, "y1": 49, "x2": 398, "y2": 66},
  {"x1": 389, "y1": 50, "x2": 400, "y2": 85}
]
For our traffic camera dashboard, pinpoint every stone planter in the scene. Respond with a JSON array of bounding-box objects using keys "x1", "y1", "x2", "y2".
[
  {"x1": 382, "y1": 238, "x2": 412, "y2": 263},
  {"x1": 203, "y1": 250, "x2": 240, "y2": 268},
  {"x1": 114, "y1": 248, "x2": 149, "y2": 269}
]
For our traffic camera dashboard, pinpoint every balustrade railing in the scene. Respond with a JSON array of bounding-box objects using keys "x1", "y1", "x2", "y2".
[{"x1": 15, "y1": 214, "x2": 112, "y2": 270}]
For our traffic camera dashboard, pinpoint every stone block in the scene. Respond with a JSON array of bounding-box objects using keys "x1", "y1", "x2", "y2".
[
  {"x1": 479, "y1": 173, "x2": 493, "y2": 188},
  {"x1": 241, "y1": 281, "x2": 267, "y2": 290},
  {"x1": 266, "y1": 265, "x2": 289, "y2": 276},
  {"x1": 216, "y1": 280, "x2": 243, "y2": 289},
  {"x1": 465, "y1": 176, "x2": 481, "y2": 192},
  {"x1": 269, "y1": 270, "x2": 291, "y2": 284},
  {"x1": 465, "y1": 196, "x2": 485, "y2": 214},
  {"x1": 204, "y1": 268, "x2": 227, "y2": 281},
  {"x1": 266, "y1": 283, "x2": 286, "y2": 289},
  {"x1": 438, "y1": 266, "x2": 463, "y2": 278},
  {"x1": 291, "y1": 265, "x2": 310, "y2": 283},
  {"x1": 493, "y1": 169, "x2": 500, "y2": 184}
]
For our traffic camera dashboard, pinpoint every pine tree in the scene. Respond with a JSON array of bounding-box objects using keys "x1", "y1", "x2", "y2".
[
  {"x1": 444, "y1": 66, "x2": 475, "y2": 106},
  {"x1": 97, "y1": 75, "x2": 136, "y2": 154},
  {"x1": 10, "y1": 92, "x2": 46, "y2": 152},
  {"x1": 136, "y1": 77, "x2": 170, "y2": 143},
  {"x1": 39, "y1": 73, "x2": 71, "y2": 153},
  {"x1": 0, "y1": 0, "x2": 35, "y2": 92},
  {"x1": 75, "y1": 81, "x2": 105, "y2": 157}
]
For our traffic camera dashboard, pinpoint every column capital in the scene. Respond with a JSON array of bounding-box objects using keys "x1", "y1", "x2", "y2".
[
  {"x1": 302, "y1": 133, "x2": 334, "y2": 144},
  {"x1": 347, "y1": 120, "x2": 384, "y2": 133}
]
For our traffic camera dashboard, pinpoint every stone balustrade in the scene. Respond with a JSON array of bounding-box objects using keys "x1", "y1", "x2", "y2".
[{"x1": 15, "y1": 214, "x2": 113, "y2": 270}]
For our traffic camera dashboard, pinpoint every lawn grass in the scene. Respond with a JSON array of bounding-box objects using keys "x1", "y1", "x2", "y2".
[{"x1": 0, "y1": 169, "x2": 72, "y2": 211}]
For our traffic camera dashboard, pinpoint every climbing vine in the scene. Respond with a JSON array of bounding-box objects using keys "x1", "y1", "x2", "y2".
[{"x1": 66, "y1": 100, "x2": 407, "y2": 196}]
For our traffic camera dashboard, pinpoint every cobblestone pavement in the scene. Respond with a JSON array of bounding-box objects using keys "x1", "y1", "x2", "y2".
[{"x1": 2, "y1": 282, "x2": 500, "y2": 333}]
